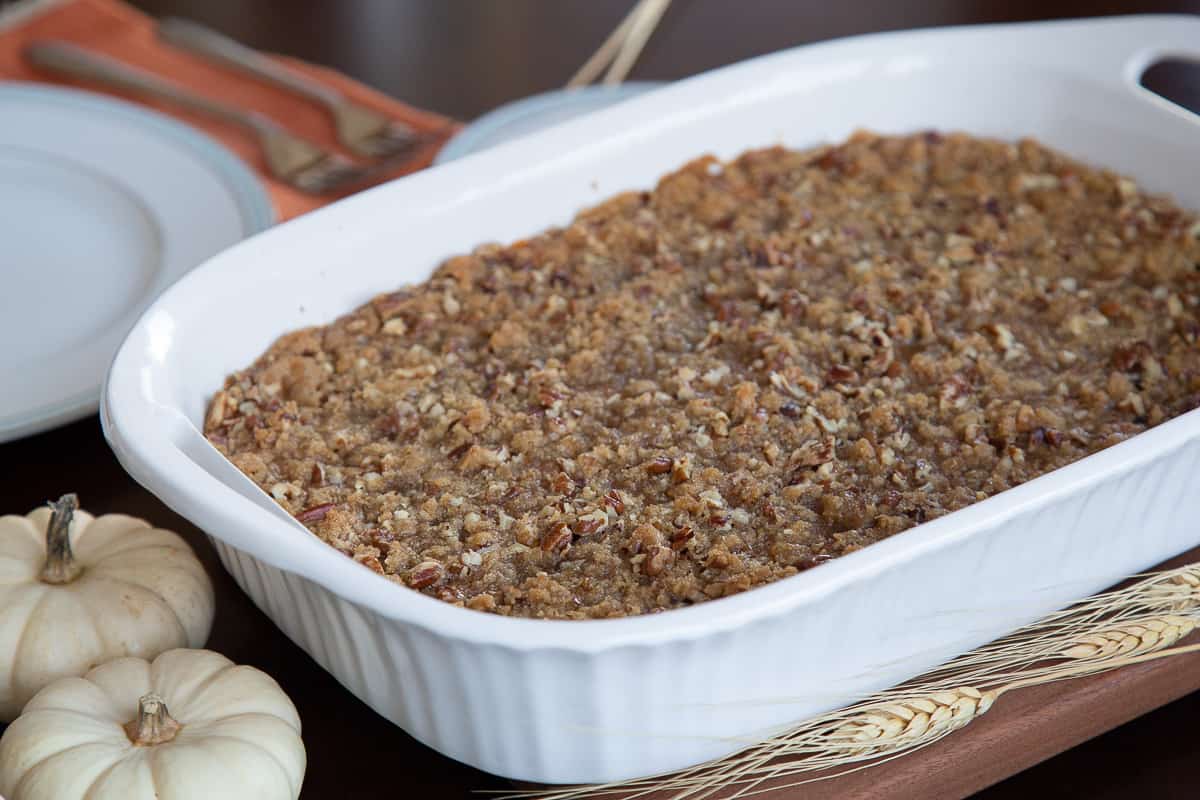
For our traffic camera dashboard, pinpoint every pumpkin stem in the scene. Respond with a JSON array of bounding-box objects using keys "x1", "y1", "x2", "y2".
[
  {"x1": 39, "y1": 493, "x2": 82, "y2": 585},
  {"x1": 124, "y1": 693, "x2": 183, "y2": 746}
]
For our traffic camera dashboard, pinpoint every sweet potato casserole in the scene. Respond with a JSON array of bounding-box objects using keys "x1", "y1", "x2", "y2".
[{"x1": 205, "y1": 131, "x2": 1200, "y2": 619}]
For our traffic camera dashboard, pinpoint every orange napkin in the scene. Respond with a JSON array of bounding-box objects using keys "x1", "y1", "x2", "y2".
[{"x1": 0, "y1": 0, "x2": 460, "y2": 220}]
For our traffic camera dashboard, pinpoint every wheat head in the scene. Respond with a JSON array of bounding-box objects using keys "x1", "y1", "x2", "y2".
[
  {"x1": 1059, "y1": 615, "x2": 1197, "y2": 661},
  {"x1": 820, "y1": 687, "x2": 997, "y2": 757},
  {"x1": 1156, "y1": 568, "x2": 1200, "y2": 613}
]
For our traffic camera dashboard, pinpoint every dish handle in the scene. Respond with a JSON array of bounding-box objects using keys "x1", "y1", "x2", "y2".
[
  {"x1": 1043, "y1": 15, "x2": 1200, "y2": 91},
  {"x1": 102, "y1": 392, "x2": 324, "y2": 579}
]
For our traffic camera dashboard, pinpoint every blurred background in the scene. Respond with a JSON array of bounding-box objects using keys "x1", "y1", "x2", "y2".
[{"x1": 125, "y1": 0, "x2": 1200, "y2": 120}]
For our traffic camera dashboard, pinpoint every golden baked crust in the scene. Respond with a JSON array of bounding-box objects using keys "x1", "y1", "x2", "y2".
[{"x1": 205, "y1": 131, "x2": 1200, "y2": 619}]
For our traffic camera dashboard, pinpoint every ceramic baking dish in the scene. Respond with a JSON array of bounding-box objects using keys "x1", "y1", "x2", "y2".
[{"x1": 103, "y1": 15, "x2": 1200, "y2": 784}]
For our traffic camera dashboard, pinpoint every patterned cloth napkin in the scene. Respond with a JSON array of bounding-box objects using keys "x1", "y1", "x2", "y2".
[{"x1": 0, "y1": 0, "x2": 460, "y2": 219}]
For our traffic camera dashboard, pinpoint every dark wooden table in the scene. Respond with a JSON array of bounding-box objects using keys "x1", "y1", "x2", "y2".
[{"x1": 6, "y1": 1, "x2": 1200, "y2": 797}]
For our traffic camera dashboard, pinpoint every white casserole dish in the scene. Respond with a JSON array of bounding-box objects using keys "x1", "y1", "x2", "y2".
[{"x1": 103, "y1": 15, "x2": 1200, "y2": 784}]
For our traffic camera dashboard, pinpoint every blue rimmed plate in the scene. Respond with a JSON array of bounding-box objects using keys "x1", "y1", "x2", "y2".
[
  {"x1": 434, "y1": 82, "x2": 664, "y2": 164},
  {"x1": 0, "y1": 83, "x2": 274, "y2": 443}
]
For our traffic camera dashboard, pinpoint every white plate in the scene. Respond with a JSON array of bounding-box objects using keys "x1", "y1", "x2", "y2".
[
  {"x1": 0, "y1": 83, "x2": 273, "y2": 443},
  {"x1": 434, "y1": 83, "x2": 664, "y2": 163},
  {"x1": 105, "y1": 16, "x2": 1200, "y2": 784}
]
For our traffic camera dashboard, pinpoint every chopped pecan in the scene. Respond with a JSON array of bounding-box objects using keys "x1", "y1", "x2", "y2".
[
  {"x1": 798, "y1": 553, "x2": 834, "y2": 570},
  {"x1": 670, "y1": 526, "x2": 695, "y2": 551},
  {"x1": 671, "y1": 456, "x2": 692, "y2": 484},
  {"x1": 630, "y1": 523, "x2": 663, "y2": 554},
  {"x1": 828, "y1": 364, "x2": 858, "y2": 384},
  {"x1": 1111, "y1": 340, "x2": 1152, "y2": 372},
  {"x1": 408, "y1": 560, "x2": 444, "y2": 589},
  {"x1": 1030, "y1": 427, "x2": 1063, "y2": 447},
  {"x1": 790, "y1": 436, "x2": 836, "y2": 469},
  {"x1": 574, "y1": 509, "x2": 609, "y2": 536},
  {"x1": 537, "y1": 386, "x2": 564, "y2": 407},
  {"x1": 864, "y1": 329, "x2": 894, "y2": 375},
  {"x1": 540, "y1": 523, "x2": 573, "y2": 555},
  {"x1": 295, "y1": 503, "x2": 334, "y2": 523},
  {"x1": 551, "y1": 471, "x2": 576, "y2": 495},
  {"x1": 458, "y1": 445, "x2": 504, "y2": 472},
  {"x1": 206, "y1": 391, "x2": 230, "y2": 429},
  {"x1": 357, "y1": 555, "x2": 384, "y2": 574},
  {"x1": 642, "y1": 545, "x2": 676, "y2": 576},
  {"x1": 372, "y1": 290, "x2": 412, "y2": 319},
  {"x1": 645, "y1": 456, "x2": 673, "y2": 475},
  {"x1": 939, "y1": 374, "x2": 971, "y2": 410}
]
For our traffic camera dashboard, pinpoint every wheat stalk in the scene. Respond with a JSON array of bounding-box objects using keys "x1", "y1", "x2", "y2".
[
  {"x1": 501, "y1": 564, "x2": 1200, "y2": 800},
  {"x1": 1058, "y1": 615, "x2": 1196, "y2": 660},
  {"x1": 566, "y1": 0, "x2": 672, "y2": 88}
]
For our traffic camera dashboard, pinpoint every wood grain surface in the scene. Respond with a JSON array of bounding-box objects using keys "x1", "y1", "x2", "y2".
[{"x1": 5, "y1": 1, "x2": 1200, "y2": 797}]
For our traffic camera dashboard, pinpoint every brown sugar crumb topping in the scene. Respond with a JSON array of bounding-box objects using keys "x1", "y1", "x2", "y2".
[{"x1": 205, "y1": 131, "x2": 1200, "y2": 619}]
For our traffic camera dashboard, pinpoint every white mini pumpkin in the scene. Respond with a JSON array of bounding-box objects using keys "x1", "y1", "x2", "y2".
[
  {"x1": 0, "y1": 649, "x2": 305, "y2": 800},
  {"x1": 0, "y1": 495, "x2": 214, "y2": 720}
]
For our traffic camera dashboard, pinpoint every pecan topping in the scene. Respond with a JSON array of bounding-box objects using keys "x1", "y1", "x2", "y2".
[{"x1": 206, "y1": 131, "x2": 1200, "y2": 620}]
